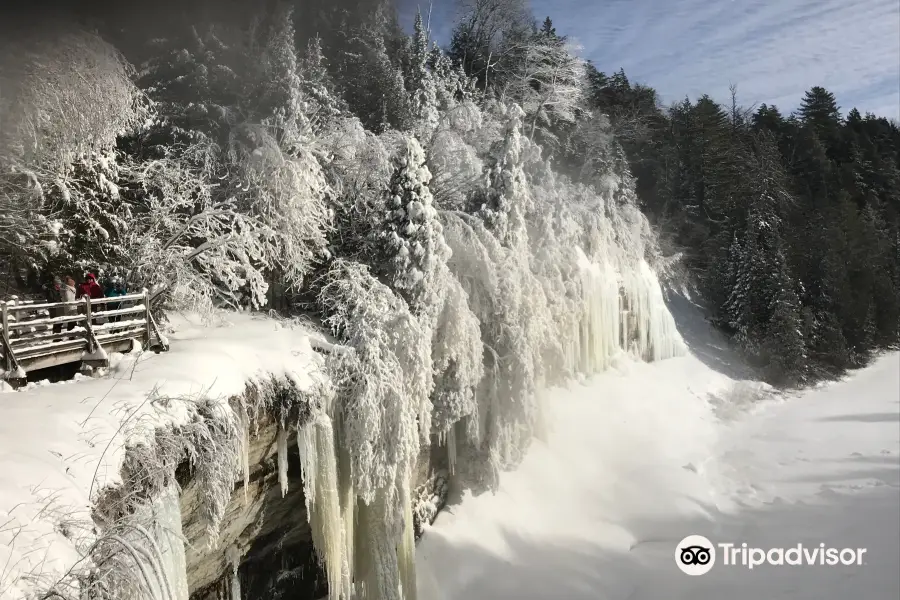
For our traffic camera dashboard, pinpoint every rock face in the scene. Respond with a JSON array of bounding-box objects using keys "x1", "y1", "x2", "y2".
[{"x1": 181, "y1": 409, "x2": 450, "y2": 600}]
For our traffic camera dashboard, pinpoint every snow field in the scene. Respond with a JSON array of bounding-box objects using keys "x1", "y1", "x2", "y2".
[{"x1": 416, "y1": 351, "x2": 900, "y2": 600}]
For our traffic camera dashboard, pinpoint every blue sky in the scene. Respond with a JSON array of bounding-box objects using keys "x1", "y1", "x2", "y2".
[{"x1": 399, "y1": 0, "x2": 900, "y2": 119}]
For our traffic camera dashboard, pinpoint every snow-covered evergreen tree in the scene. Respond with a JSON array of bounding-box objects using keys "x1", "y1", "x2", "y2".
[
  {"x1": 371, "y1": 137, "x2": 450, "y2": 319},
  {"x1": 300, "y1": 36, "x2": 346, "y2": 136},
  {"x1": 334, "y1": 13, "x2": 411, "y2": 134},
  {"x1": 403, "y1": 10, "x2": 439, "y2": 137},
  {"x1": 723, "y1": 133, "x2": 806, "y2": 381},
  {"x1": 473, "y1": 104, "x2": 536, "y2": 249}
]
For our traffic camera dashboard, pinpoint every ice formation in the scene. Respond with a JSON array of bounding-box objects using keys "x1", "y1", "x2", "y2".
[
  {"x1": 277, "y1": 424, "x2": 289, "y2": 497},
  {"x1": 240, "y1": 407, "x2": 251, "y2": 504},
  {"x1": 144, "y1": 485, "x2": 188, "y2": 600},
  {"x1": 575, "y1": 248, "x2": 622, "y2": 373},
  {"x1": 297, "y1": 409, "x2": 344, "y2": 599},
  {"x1": 620, "y1": 259, "x2": 686, "y2": 362},
  {"x1": 225, "y1": 545, "x2": 242, "y2": 600}
]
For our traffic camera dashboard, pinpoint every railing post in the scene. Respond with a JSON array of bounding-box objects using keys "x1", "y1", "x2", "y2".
[
  {"x1": 83, "y1": 296, "x2": 95, "y2": 353},
  {"x1": 1, "y1": 301, "x2": 9, "y2": 373},
  {"x1": 143, "y1": 288, "x2": 151, "y2": 350}
]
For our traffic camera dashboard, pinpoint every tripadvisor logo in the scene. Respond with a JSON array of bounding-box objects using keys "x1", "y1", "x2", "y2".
[
  {"x1": 676, "y1": 535, "x2": 716, "y2": 576},
  {"x1": 676, "y1": 535, "x2": 868, "y2": 575}
]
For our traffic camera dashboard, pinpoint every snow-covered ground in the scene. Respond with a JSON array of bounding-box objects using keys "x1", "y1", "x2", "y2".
[
  {"x1": 0, "y1": 313, "x2": 322, "y2": 600},
  {"x1": 417, "y1": 347, "x2": 900, "y2": 600}
]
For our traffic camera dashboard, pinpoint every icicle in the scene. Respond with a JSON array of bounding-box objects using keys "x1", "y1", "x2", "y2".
[
  {"x1": 297, "y1": 414, "x2": 343, "y2": 599},
  {"x1": 397, "y1": 464, "x2": 417, "y2": 600},
  {"x1": 277, "y1": 424, "x2": 289, "y2": 498},
  {"x1": 446, "y1": 425, "x2": 457, "y2": 476},
  {"x1": 241, "y1": 407, "x2": 251, "y2": 505},
  {"x1": 355, "y1": 490, "x2": 402, "y2": 600},
  {"x1": 338, "y1": 436, "x2": 357, "y2": 600},
  {"x1": 226, "y1": 545, "x2": 242, "y2": 600},
  {"x1": 354, "y1": 499, "x2": 373, "y2": 600},
  {"x1": 297, "y1": 421, "x2": 318, "y2": 503}
]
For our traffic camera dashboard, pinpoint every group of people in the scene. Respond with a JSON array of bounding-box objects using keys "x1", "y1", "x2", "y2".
[{"x1": 47, "y1": 273, "x2": 129, "y2": 334}]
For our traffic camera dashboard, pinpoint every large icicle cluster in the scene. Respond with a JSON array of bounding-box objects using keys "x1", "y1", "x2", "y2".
[{"x1": 301, "y1": 95, "x2": 687, "y2": 600}]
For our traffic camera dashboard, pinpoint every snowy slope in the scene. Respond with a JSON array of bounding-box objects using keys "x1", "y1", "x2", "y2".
[
  {"x1": 417, "y1": 341, "x2": 899, "y2": 599},
  {"x1": 0, "y1": 313, "x2": 324, "y2": 600}
]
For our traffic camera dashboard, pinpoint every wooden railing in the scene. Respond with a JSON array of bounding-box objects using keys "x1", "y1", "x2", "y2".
[{"x1": 0, "y1": 290, "x2": 168, "y2": 382}]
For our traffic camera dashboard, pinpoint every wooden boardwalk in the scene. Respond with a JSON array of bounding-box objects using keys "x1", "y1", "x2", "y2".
[{"x1": 1, "y1": 290, "x2": 168, "y2": 384}]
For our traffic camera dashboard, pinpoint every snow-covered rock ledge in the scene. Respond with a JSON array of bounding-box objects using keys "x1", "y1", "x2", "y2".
[{"x1": 0, "y1": 312, "x2": 332, "y2": 599}]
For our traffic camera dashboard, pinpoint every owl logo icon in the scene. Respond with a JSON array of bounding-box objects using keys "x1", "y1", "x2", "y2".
[{"x1": 676, "y1": 535, "x2": 716, "y2": 575}]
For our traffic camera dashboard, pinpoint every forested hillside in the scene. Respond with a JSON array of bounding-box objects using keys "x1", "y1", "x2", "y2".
[{"x1": 586, "y1": 68, "x2": 900, "y2": 382}]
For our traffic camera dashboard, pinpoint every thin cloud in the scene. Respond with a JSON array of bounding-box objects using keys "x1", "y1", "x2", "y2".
[{"x1": 530, "y1": 0, "x2": 900, "y2": 118}]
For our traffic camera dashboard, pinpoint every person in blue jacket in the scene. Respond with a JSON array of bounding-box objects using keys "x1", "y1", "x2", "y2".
[{"x1": 105, "y1": 277, "x2": 128, "y2": 322}]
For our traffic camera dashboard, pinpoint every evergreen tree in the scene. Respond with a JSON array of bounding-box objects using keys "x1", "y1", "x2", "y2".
[
  {"x1": 798, "y1": 86, "x2": 842, "y2": 154},
  {"x1": 473, "y1": 105, "x2": 533, "y2": 248},
  {"x1": 333, "y1": 16, "x2": 411, "y2": 133},
  {"x1": 404, "y1": 9, "x2": 440, "y2": 135},
  {"x1": 723, "y1": 132, "x2": 806, "y2": 381},
  {"x1": 372, "y1": 137, "x2": 451, "y2": 317},
  {"x1": 299, "y1": 36, "x2": 346, "y2": 135}
]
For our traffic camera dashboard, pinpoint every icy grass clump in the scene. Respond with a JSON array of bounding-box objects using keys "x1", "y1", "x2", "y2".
[
  {"x1": 116, "y1": 394, "x2": 242, "y2": 549},
  {"x1": 34, "y1": 484, "x2": 187, "y2": 600}
]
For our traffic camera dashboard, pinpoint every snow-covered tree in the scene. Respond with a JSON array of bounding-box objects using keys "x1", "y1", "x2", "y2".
[
  {"x1": 440, "y1": 209, "x2": 553, "y2": 488},
  {"x1": 228, "y1": 9, "x2": 333, "y2": 292},
  {"x1": 430, "y1": 274, "x2": 484, "y2": 439},
  {"x1": 300, "y1": 36, "x2": 346, "y2": 136},
  {"x1": 402, "y1": 10, "x2": 439, "y2": 137},
  {"x1": 723, "y1": 133, "x2": 806, "y2": 381},
  {"x1": 120, "y1": 149, "x2": 274, "y2": 312},
  {"x1": 500, "y1": 29, "x2": 585, "y2": 145},
  {"x1": 0, "y1": 25, "x2": 146, "y2": 274},
  {"x1": 473, "y1": 104, "x2": 537, "y2": 248},
  {"x1": 371, "y1": 137, "x2": 451, "y2": 319},
  {"x1": 0, "y1": 26, "x2": 145, "y2": 174},
  {"x1": 448, "y1": 0, "x2": 534, "y2": 92},
  {"x1": 334, "y1": 17, "x2": 411, "y2": 134},
  {"x1": 319, "y1": 259, "x2": 431, "y2": 599},
  {"x1": 40, "y1": 150, "x2": 131, "y2": 277},
  {"x1": 320, "y1": 259, "x2": 432, "y2": 497}
]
